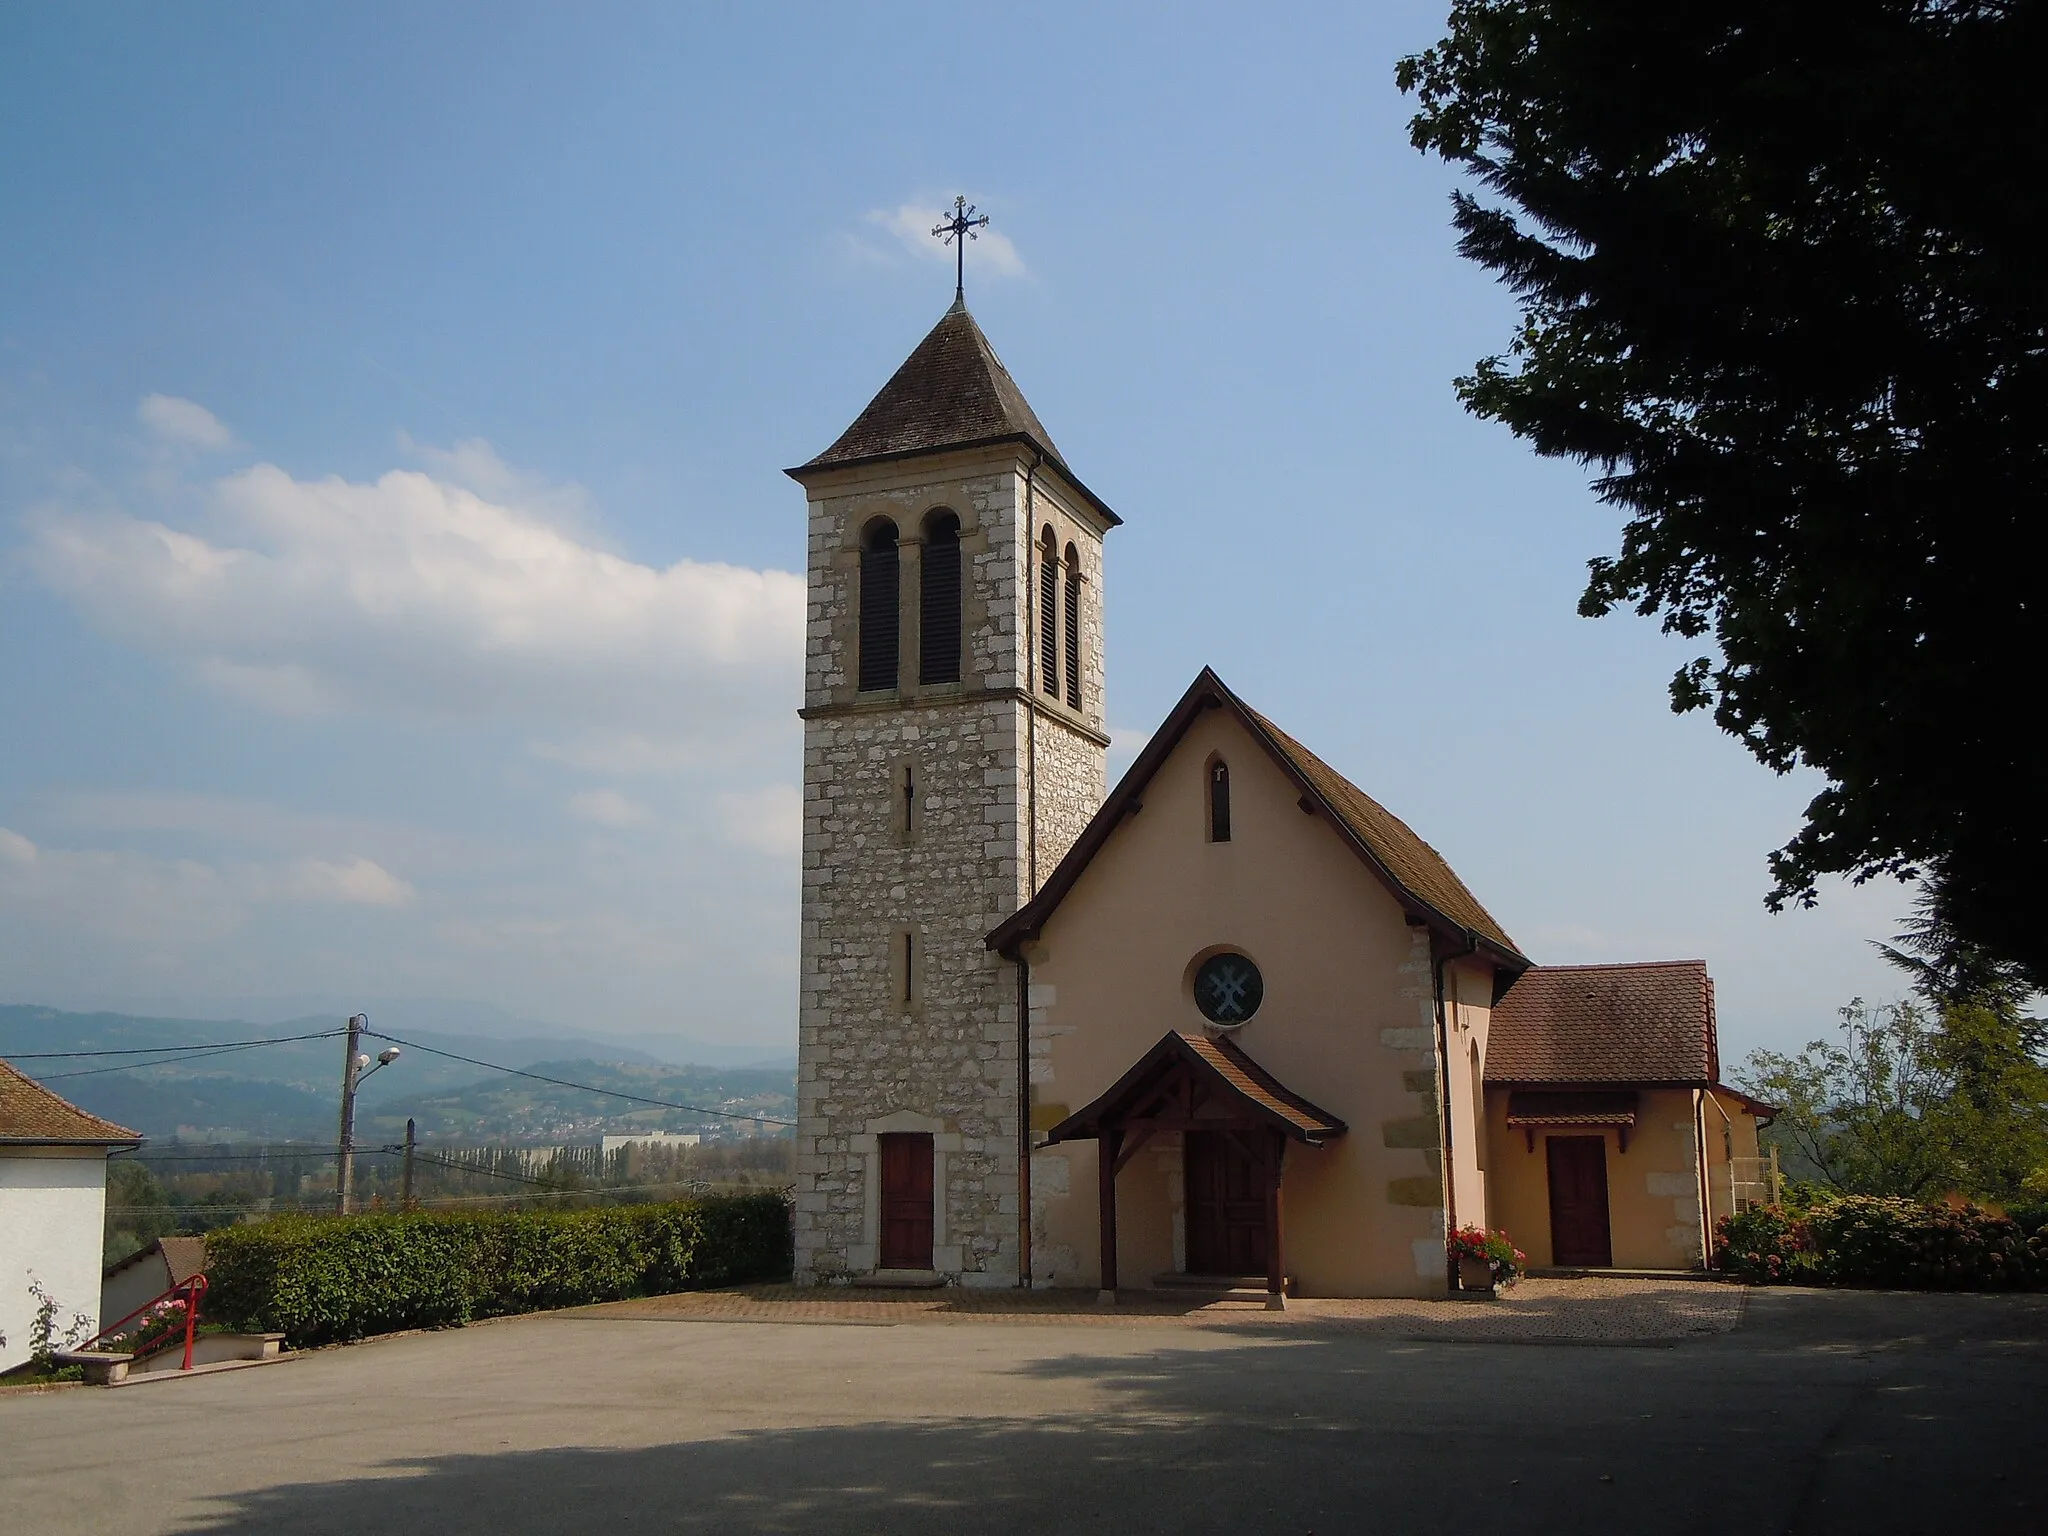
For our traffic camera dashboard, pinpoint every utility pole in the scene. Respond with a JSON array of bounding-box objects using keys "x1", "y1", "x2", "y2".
[
  {"x1": 336, "y1": 1013, "x2": 366, "y2": 1214},
  {"x1": 401, "y1": 1117, "x2": 417, "y2": 1211}
]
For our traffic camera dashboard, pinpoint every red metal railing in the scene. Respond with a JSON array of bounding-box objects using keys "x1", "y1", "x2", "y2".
[{"x1": 83, "y1": 1274, "x2": 208, "y2": 1370}]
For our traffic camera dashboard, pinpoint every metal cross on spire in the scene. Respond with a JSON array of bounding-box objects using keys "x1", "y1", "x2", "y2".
[{"x1": 932, "y1": 196, "x2": 991, "y2": 302}]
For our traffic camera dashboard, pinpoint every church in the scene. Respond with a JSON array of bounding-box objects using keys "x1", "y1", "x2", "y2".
[{"x1": 788, "y1": 283, "x2": 1773, "y2": 1300}]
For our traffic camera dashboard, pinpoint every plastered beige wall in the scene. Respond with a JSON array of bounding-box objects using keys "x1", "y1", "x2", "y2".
[
  {"x1": 1481, "y1": 1087, "x2": 1711, "y2": 1269},
  {"x1": 1444, "y1": 963, "x2": 1492, "y2": 1236},
  {"x1": 1702, "y1": 1086, "x2": 1766, "y2": 1226},
  {"x1": 1027, "y1": 707, "x2": 1492, "y2": 1298}
]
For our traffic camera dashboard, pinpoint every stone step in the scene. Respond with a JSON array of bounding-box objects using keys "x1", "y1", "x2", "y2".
[{"x1": 1150, "y1": 1272, "x2": 1287, "y2": 1295}]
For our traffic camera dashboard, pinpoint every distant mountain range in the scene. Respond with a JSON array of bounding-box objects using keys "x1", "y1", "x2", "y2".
[{"x1": 0, "y1": 1003, "x2": 796, "y2": 1145}]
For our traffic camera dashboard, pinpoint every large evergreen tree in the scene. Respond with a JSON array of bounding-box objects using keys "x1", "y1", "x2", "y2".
[{"x1": 1398, "y1": 1, "x2": 2047, "y2": 982}]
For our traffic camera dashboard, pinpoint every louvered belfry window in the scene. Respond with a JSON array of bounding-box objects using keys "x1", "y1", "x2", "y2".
[
  {"x1": 1063, "y1": 543, "x2": 1082, "y2": 711},
  {"x1": 1039, "y1": 528, "x2": 1060, "y2": 697},
  {"x1": 859, "y1": 519, "x2": 900, "y2": 693},
  {"x1": 920, "y1": 511, "x2": 962, "y2": 685}
]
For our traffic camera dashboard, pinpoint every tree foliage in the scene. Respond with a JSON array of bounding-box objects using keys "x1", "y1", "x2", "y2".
[
  {"x1": 1740, "y1": 881, "x2": 2048, "y2": 1199},
  {"x1": 1749, "y1": 996, "x2": 2048, "y2": 1200},
  {"x1": 1397, "y1": 1, "x2": 2048, "y2": 984}
]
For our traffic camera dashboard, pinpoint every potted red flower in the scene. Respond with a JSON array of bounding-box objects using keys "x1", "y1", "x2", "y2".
[{"x1": 1448, "y1": 1227, "x2": 1526, "y2": 1294}]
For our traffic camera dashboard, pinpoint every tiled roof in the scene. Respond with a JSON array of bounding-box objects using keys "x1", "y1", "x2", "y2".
[
  {"x1": 1485, "y1": 961, "x2": 1719, "y2": 1085},
  {"x1": 1244, "y1": 708, "x2": 1520, "y2": 959},
  {"x1": 159, "y1": 1234, "x2": 208, "y2": 1286},
  {"x1": 1181, "y1": 1032, "x2": 1348, "y2": 1141},
  {"x1": 1504, "y1": 1090, "x2": 1641, "y2": 1126},
  {"x1": 989, "y1": 668, "x2": 1526, "y2": 965},
  {"x1": 799, "y1": 298, "x2": 1067, "y2": 473},
  {"x1": 103, "y1": 1233, "x2": 208, "y2": 1285},
  {"x1": 1046, "y1": 1030, "x2": 1347, "y2": 1146},
  {"x1": 0, "y1": 1058, "x2": 141, "y2": 1145}
]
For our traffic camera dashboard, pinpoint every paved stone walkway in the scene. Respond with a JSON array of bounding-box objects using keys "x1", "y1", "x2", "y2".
[{"x1": 568, "y1": 1274, "x2": 1745, "y2": 1344}]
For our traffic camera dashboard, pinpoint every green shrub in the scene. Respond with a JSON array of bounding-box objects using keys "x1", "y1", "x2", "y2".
[
  {"x1": 204, "y1": 1194, "x2": 791, "y2": 1346},
  {"x1": 1713, "y1": 1205, "x2": 1812, "y2": 1284},
  {"x1": 2004, "y1": 1200, "x2": 2048, "y2": 1238},
  {"x1": 1803, "y1": 1195, "x2": 2039, "y2": 1290}
]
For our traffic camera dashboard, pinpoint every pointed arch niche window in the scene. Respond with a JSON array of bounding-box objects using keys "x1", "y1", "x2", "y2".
[
  {"x1": 1207, "y1": 757, "x2": 1232, "y2": 843},
  {"x1": 859, "y1": 518, "x2": 900, "y2": 693},
  {"x1": 1062, "y1": 543, "x2": 1082, "y2": 711},
  {"x1": 919, "y1": 510, "x2": 962, "y2": 685},
  {"x1": 1038, "y1": 526, "x2": 1060, "y2": 698}
]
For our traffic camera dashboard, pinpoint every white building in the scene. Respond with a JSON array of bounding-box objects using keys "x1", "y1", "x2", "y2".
[{"x1": 1, "y1": 1059, "x2": 140, "y2": 1371}]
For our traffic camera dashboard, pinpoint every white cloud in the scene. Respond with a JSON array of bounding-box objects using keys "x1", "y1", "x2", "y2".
[
  {"x1": 26, "y1": 455, "x2": 805, "y2": 743},
  {"x1": 396, "y1": 432, "x2": 595, "y2": 527},
  {"x1": 567, "y1": 788, "x2": 651, "y2": 828},
  {"x1": 0, "y1": 828, "x2": 413, "y2": 956},
  {"x1": 138, "y1": 394, "x2": 235, "y2": 449},
  {"x1": 717, "y1": 784, "x2": 802, "y2": 858},
  {"x1": 862, "y1": 201, "x2": 1027, "y2": 280},
  {"x1": 275, "y1": 856, "x2": 416, "y2": 907}
]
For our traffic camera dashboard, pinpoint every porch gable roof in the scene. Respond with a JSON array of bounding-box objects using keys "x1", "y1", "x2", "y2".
[{"x1": 1043, "y1": 1030, "x2": 1348, "y2": 1147}]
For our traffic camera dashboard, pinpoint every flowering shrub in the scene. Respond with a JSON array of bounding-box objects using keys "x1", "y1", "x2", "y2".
[
  {"x1": 1715, "y1": 1196, "x2": 2046, "y2": 1289},
  {"x1": 103, "y1": 1296, "x2": 191, "y2": 1357},
  {"x1": 1713, "y1": 1205, "x2": 1812, "y2": 1284},
  {"x1": 1449, "y1": 1226, "x2": 1527, "y2": 1288},
  {"x1": 1805, "y1": 1195, "x2": 2040, "y2": 1290}
]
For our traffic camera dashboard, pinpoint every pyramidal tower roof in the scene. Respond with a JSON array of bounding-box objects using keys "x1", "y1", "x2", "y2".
[{"x1": 792, "y1": 299, "x2": 1119, "y2": 523}]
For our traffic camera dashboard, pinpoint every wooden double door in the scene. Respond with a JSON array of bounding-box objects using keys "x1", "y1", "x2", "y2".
[
  {"x1": 1184, "y1": 1130, "x2": 1270, "y2": 1276},
  {"x1": 1546, "y1": 1135, "x2": 1614, "y2": 1267},
  {"x1": 878, "y1": 1132, "x2": 934, "y2": 1270}
]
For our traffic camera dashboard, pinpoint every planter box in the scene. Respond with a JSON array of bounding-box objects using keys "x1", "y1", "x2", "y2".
[{"x1": 1457, "y1": 1255, "x2": 1496, "y2": 1295}]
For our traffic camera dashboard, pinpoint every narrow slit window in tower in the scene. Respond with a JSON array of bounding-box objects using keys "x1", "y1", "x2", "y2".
[
  {"x1": 859, "y1": 519, "x2": 900, "y2": 693},
  {"x1": 1209, "y1": 759, "x2": 1232, "y2": 843},
  {"x1": 1038, "y1": 527, "x2": 1060, "y2": 697},
  {"x1": 919, "y1": 511, "x2": 962, "y2": 685}
]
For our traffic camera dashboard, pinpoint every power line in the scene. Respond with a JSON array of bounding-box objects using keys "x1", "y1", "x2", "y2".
[
  {"x1": 28, "y1": 1040, "x2": 332, "y2": 1082},
  {"x1": 361, "y1": 1030, "x2": 796, "y2": 1127},
  {"x1": 114, "y1": 1149, "x2": 342, "y2": 1163},
  {"x1": 1, "y1": 1029, "x2": 346, "y2": 1060}
]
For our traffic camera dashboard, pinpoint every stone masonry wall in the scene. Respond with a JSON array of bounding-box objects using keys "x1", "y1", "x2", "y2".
[
  {"x1": 795, "y1": 701, "x2": 1030, "y2": 1282},
  {"x1": 794, "y1": 448, "x2": 1109, "y2": 1286},
  {"x1": 1031, "y1": 715, "x2": 1105, "y2": 880}
]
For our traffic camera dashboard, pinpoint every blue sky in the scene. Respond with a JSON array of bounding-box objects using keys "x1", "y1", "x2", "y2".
[{"x1": 0, "y1": 2, "x2": 1908, "y2": 1063}]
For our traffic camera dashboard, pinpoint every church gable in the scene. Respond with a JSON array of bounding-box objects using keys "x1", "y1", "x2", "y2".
[
  {"x1": 988, "y1": 667, "x2": 1526, "y2": 968},
  {"x1": 1008, "y1": 684, "x2": 1470, "y2": 1294}
]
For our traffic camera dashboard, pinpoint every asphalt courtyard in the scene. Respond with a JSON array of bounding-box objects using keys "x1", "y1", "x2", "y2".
[{"x1": 4, "y1": 1281, "x2": 2044, "y2": 1536}]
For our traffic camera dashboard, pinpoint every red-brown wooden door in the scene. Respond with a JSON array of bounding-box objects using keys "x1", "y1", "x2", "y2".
[
  {"x1": 1546, "y1": 1135, "x2": 1613, "y2": 1267},
  {"x1": 1185, "y1": 1131, "x2": 1268, "y2": 1275},
  {"x1": 878, "y1": 1132, "x2": 934, "y2": 1270}
]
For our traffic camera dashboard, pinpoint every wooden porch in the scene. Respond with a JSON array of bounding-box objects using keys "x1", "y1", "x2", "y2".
[{"x1": 1041, "y1": 1030, "x2": 1347, "y2": 1309}]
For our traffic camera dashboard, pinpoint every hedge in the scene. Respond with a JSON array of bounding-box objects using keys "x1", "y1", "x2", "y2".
[
  {"x1": 1714, "y1": 1194, "x2": 2048, "y2": 1290},
  {"x1": 205, "y1": 1194, "x2": 792, "y2": 1346}
]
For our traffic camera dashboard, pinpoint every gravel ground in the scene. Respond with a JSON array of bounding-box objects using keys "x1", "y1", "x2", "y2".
[
  {"x1": 571, "y1": 1274, "x2": 1748, "y2": 1342},
  {"x1": 3, "y1": 1283, "x2": 2043, "y2": 1536}
]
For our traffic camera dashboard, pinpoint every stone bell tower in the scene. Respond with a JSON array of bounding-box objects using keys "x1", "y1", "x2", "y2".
[{"x1": 787, "y1": 295, "x2": 1118, "y2": 1286}]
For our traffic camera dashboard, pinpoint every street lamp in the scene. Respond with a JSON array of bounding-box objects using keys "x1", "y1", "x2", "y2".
[{"x1": 336, "y1": 1017, "x2": 402, "y2": 1214}]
